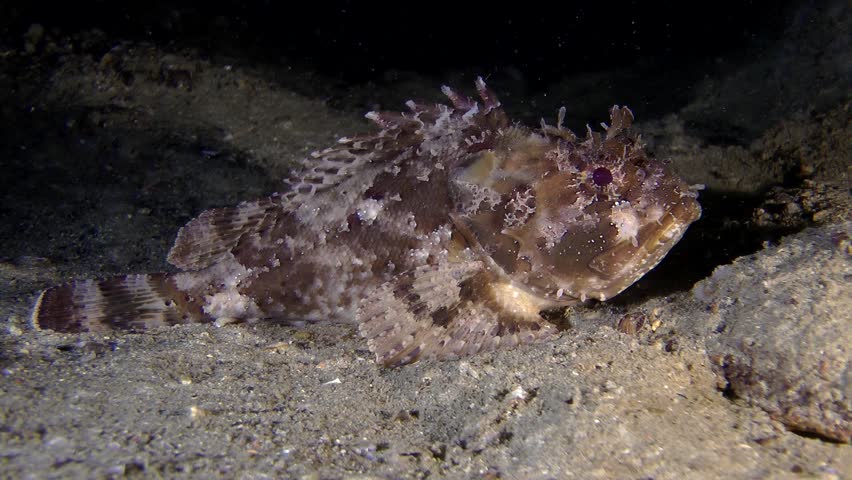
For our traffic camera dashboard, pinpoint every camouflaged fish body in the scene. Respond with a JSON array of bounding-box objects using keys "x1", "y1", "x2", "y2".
[{"x1": 32, "y1": 78, "x2": 701, "y2": 366}]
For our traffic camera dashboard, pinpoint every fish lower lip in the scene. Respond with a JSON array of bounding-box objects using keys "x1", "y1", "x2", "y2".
[{"x1": 583, "y1": 206, "x2": 692, "y2": 298}]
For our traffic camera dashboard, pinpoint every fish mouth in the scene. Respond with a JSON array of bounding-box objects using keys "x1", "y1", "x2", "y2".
[
  {"x1": 535, "y1": 198, "x2": 701, "y2": 304},
  {"x1": 582, "y1": 199, "x2": 702, "y2": 301}
]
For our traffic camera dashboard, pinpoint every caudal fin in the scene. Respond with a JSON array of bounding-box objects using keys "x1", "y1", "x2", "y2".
[{"x1": 32, "y1": 273, "x2": 207, "y2": 333}]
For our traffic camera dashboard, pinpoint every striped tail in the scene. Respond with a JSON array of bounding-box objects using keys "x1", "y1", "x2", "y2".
[{"x1": 32, "y1": 273, "x2": 208, "y2": 333}]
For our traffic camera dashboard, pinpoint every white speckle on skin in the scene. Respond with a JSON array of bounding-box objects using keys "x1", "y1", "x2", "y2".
[
  {"x1": 410, "y1": 249, "x2": 430, "y2": 264},
  {"x1": 357, "y1": 198, "x2": 383, "y2": 224},
  {"x1": 462, "y1": 103, "x2": 480, "y2": 121},
  {"x1": 205, "y1": 290, "x2": 260, "y2": 320},
  {"x1": 610, "y1": 201, "x2": 640, "y2": 247}
]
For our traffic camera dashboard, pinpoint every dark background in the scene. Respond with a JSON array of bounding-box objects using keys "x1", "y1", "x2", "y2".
[{"x1": 1, "y1": 0, "x2": 807, "y2": 87}]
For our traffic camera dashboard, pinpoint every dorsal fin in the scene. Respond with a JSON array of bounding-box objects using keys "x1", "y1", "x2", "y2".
[
  {"x1": 167, "y1": 196, "x2": 283, "y2": 271},
  {"x1": 279, "y1": 140, "x2": 386, "y2": 204},
  {"x1": 169, "y1": 78, "x2": 510, "y2": 272}
]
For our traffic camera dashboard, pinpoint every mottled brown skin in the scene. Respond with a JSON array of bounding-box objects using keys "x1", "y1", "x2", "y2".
[{"x1": 32, "y1": 78, "x2": 701, "y2": 366}]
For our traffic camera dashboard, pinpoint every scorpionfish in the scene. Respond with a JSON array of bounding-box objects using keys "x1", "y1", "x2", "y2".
[{"x1": 32, "y1": 78, "x2": 701, "y2": 367}]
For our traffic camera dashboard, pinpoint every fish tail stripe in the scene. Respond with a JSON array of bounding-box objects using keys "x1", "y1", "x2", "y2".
[{"x1": 31, "y1": 273, "x2": 206, "y2": 333}]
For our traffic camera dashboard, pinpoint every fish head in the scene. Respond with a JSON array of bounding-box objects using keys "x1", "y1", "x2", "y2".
[{"x1": 450, "y1": 106, "x2": 701, "y2": 306}]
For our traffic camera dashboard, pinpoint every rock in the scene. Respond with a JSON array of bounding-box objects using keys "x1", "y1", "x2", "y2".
[{"x1": 693, "y1": 222, "x2": 851, "y2": 442}]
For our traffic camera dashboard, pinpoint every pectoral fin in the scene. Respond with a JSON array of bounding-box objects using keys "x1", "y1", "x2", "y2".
[{"x1": 358, "y1": 260, "x2": 558, "y2": 367}]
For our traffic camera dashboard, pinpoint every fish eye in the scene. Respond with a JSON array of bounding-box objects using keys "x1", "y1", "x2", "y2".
[{"x1": 592, "y1": 167, "x2": 613, "y2": 186}]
